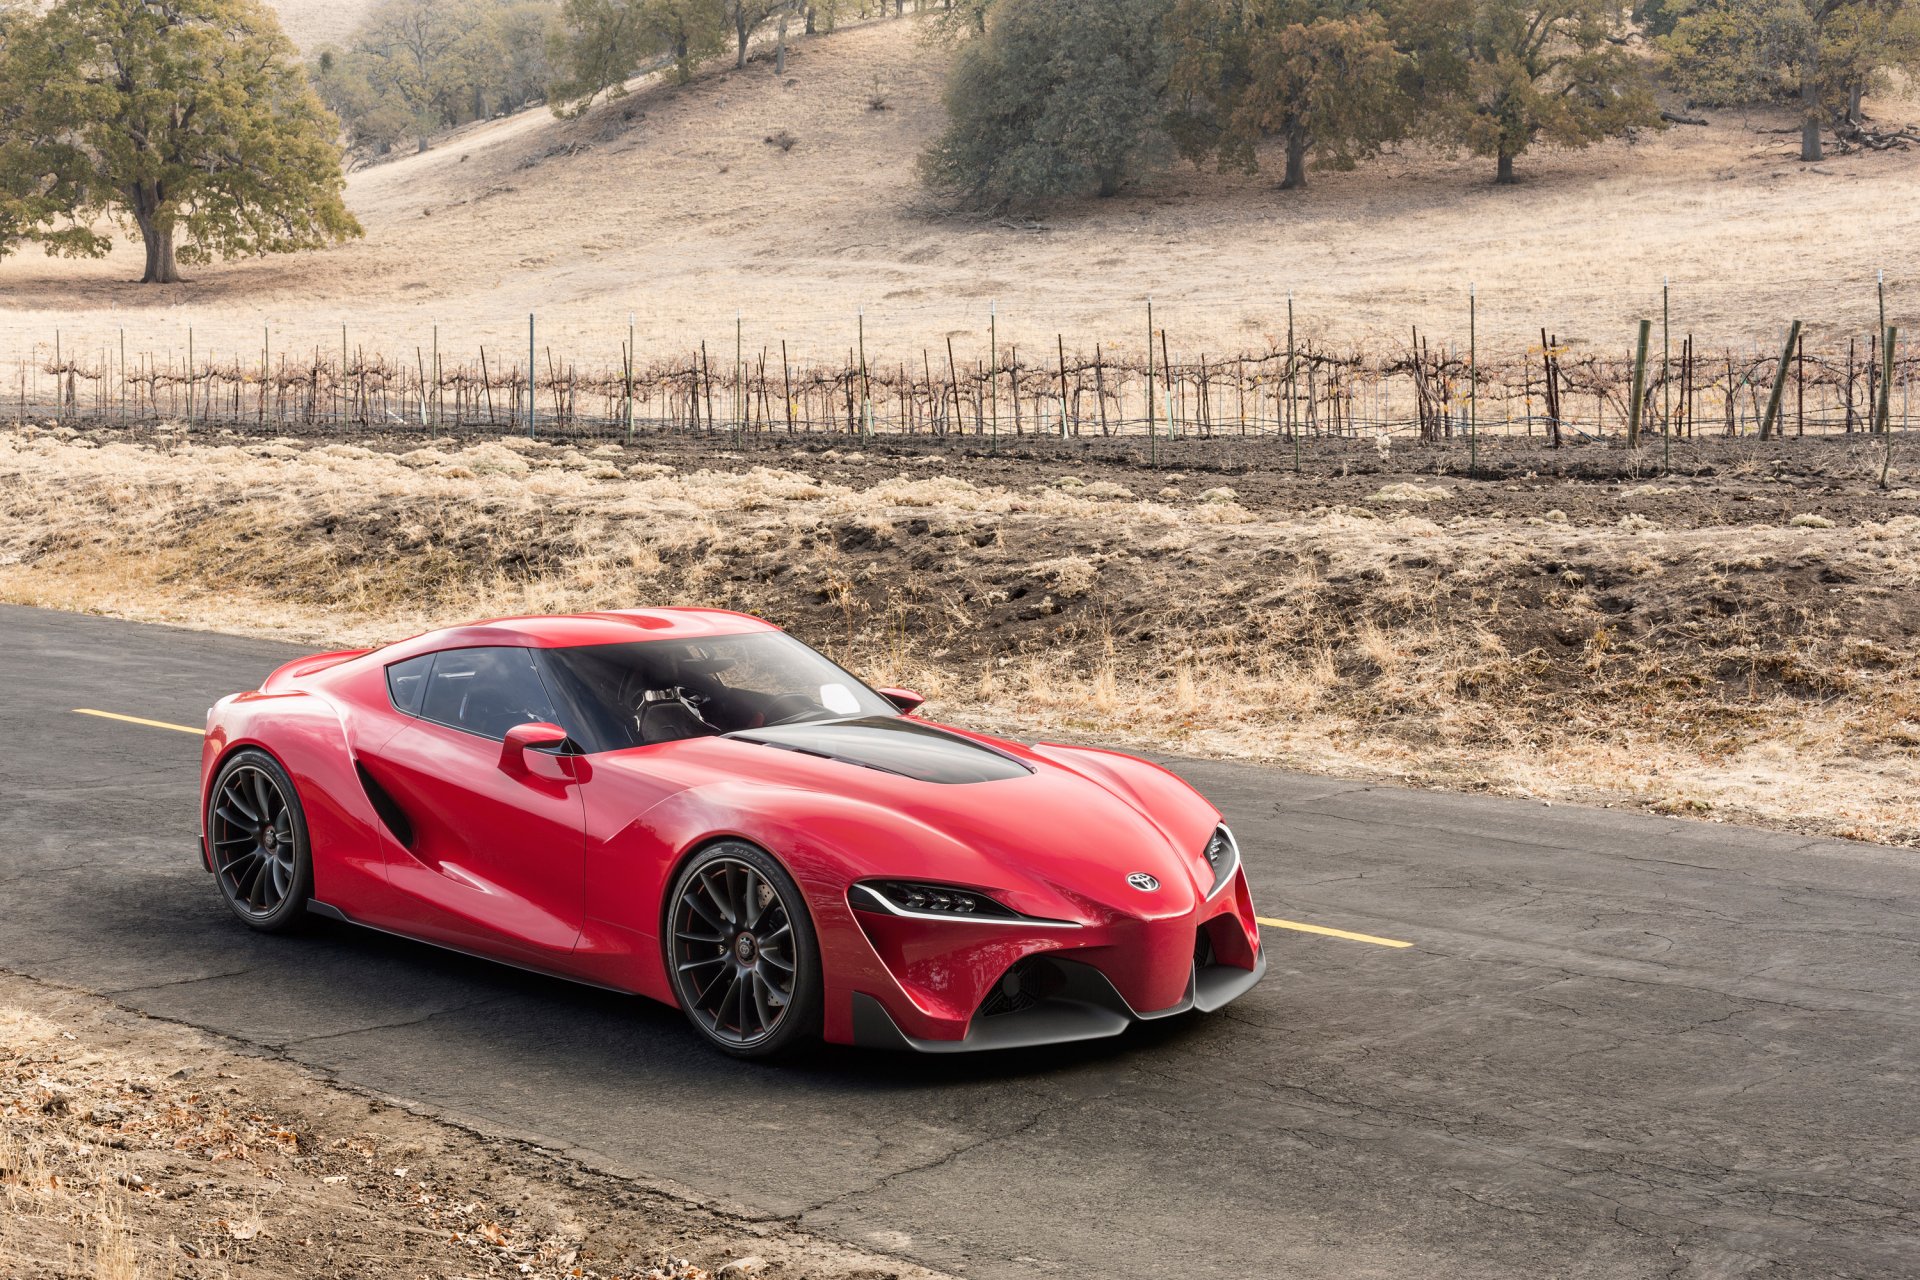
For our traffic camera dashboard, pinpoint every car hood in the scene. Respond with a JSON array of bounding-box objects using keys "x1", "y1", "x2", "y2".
[{"x1": 596, "y1": 717, "x2": 1222, "y2": 917}]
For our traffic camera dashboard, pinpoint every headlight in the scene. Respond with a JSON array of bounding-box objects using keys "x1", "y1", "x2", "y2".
[
  {"x1": 1202, "y1": 825, "x2": 1241, "y2": 899},
  {"x1": 849, "y1": 880, "x2": 1079, "y2": 927},
  {"x1": 851, "y1": 880, "x2": 1021, "y2": 919}
]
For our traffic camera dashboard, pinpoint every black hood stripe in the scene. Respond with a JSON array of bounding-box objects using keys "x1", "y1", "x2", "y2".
[{"x1": 727, "y1": 716, "x2": 1032, "y2": 784}]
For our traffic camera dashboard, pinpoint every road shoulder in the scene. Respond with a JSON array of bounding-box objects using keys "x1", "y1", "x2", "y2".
[{"x1": 0, "y1": 970, "x2": 945, "y2": 1280}]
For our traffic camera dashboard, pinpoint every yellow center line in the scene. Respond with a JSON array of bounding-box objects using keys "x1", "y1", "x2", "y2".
[
  {"x1": 73, "y1": 708, "x2": 206, "y2": 736},
  {"x1": 1258, "y1": 916, "x2": 1414, "y2": 949}
]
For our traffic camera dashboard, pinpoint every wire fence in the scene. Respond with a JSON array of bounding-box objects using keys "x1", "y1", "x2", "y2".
[{"x1": 13, "y1": 324, "x2": 1917, "y2": 446}]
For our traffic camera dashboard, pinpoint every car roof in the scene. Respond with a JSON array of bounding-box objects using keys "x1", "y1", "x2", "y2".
[{"x1": 379, "y1": 609, "x2": 782, "y2": 661}]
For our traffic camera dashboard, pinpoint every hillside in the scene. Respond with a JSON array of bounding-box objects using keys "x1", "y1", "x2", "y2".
[
  {"x1": 268, "y1": 0, "x2": 378, "y2": 51},
  {"x1": 1, "y1": 14, "x2": 1916, "y2": 369}
]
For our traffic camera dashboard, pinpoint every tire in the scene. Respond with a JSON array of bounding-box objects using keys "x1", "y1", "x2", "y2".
[
  {"x1": 664, "y1": 841, "x2": 822, "y2": 1059},
  {"x1": 205, "y1": 748, "x2": 313, "y2": 933}
]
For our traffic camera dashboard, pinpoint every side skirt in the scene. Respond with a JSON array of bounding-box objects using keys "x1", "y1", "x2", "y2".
[{"x1": 306, "y1": 899, "x2": 637, "y2": 999}]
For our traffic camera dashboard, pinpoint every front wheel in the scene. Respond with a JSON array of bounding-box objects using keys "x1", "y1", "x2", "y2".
[
  {"x1": 665, "y1": 842, "x2": 822, "y2": 1059},
  {"x1": 206, "y1": 749, "x2": 312, "y2": 933}
]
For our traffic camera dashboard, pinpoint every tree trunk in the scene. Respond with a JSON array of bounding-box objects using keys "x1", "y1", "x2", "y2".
[
  {"x1": 1800, "y1": 77, "x2": 1823, "y2": 161},
  {"x1": 736, "y1": 8, "x2": 750, "y2": 67},
  {"x1": 139, "y1": 220, "x2": 180, "y2": 285},
  {"x1": 131, "y1": 189, "x2": 181, "y2": 285},
  {"x1": 1279, "y1": 126, "x2": 1309, "y2": 190},
  {"x1": 776, "y1": 13, "x2": 788, "y2": 73},
  {"x1": 1496, "y1": 150, "x2": 1516, "y2": 184}
]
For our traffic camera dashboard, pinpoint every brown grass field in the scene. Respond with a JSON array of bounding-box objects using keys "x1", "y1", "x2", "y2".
[
  {"x1": 9, "y1": 421, "x2": 1920, "y2": 848},
  {"x1": 0, "y1": 12, "x2": 1916, "y2": 375}
]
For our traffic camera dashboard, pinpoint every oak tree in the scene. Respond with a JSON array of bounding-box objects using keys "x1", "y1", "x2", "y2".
[
  {"x1": 0, "y1": 0, "x2": 360, "y2": 283},
  {"x1": 1452, "y1": 0, "x2": 1659, "y2": 182},
  {"x1": 1169, "y1": 0, "x2": 1407, "y2": 190},
  {"x1": 920, "y1": 0, "x2": 1173, "y2": 206},
  {"x1": 548, "y1": 0, "x2": 727, "y2": 111},
  {"x1": 1662, "y1": 0, "x2": 1920, "y2": 159}
]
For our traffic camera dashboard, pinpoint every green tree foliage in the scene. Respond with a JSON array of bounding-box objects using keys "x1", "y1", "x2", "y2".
[
  {"x1": 546, "y1": 0, "x2": 727, "y2": 111},
  {"x1": 920, "y1": 0, "x2": 1173, "y2": 206},
  {"x1": 1452, "y1": 0, "x2": 1659, "y2": 182},
  {"x1": 1168, "y1": 0, "x2": 1408, "y2": 189},
  {"x1": 0, "y1": 4, "x2": 88, "y2": 257},
  {"x1": 312, "y1": 0, "x2": 559, "y2": 152},
  {"x1": 1662, "y1": 0, "x2": 1920, "y2": 158},
  {"x1": 0, "y1": 0, "x2": 360, "y2": 283}
]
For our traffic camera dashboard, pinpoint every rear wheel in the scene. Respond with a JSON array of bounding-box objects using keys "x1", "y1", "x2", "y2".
[
  {"x1": 665, "y1": 842, "x2": 821, "y2": 1059},
  {"x1": 206, "y1": 749, "x2": 312, "y2": 933}
]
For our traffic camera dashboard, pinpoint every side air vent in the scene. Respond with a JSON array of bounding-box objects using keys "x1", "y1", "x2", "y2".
[{"x1": 355, "y1": 762, "x2": 415, "y2": 849}]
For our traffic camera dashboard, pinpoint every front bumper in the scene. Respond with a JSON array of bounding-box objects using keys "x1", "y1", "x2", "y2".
[
  {"x1": 838, "y1": 863, "x2": 1265, "y2": 1052},
  {"x1": 850, "y1": 947, "x2": 1267, "y2": 1052}
]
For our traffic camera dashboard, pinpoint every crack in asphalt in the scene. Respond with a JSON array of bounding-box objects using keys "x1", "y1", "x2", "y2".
[
  {"x1": 101, "y1": 966, "x2": 261, "y2": 995},
  {"x1": 791, "y1": 1088, "x2": 1120, "y2": 1223},
  {"x1": 274, "y1": 997, "x2": 510, "y2": 1050}
]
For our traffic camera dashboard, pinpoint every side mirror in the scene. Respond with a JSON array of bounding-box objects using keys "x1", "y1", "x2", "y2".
[
  {"x1": 877, "y1": 687, "x2": 926, "y2": 715},
  {"x1": 501, "y1": 721, "x2": 571, "y2": 772}
]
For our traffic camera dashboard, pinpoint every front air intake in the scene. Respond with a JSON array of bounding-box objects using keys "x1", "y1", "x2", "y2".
[{"x1": 977, "y1": 957, "x2": 1068, "y2": 1018}]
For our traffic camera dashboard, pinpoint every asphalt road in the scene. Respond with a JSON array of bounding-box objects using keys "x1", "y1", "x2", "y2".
[{"x1": 3, "y1": 602, "x2": 1916, "y2": 1278}]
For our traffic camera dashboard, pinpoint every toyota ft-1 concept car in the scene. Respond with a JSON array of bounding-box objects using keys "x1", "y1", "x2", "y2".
[{"x1": 200, "y1": 609, "x2": 1265, "y2": 1057}]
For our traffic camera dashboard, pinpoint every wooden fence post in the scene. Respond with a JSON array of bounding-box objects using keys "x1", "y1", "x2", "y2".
[
  {"x1": 1627, "y1": 319, "x2": 1651, "y2": 449},
  {"x1": 1760, "y1": 320, "x2": 1801, "y2": 441}
]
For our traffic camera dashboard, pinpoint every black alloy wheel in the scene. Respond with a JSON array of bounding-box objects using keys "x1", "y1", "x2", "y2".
[
  {"x1": 207, "y1": 749, "x2": 312, "y2": 932},
  {"x1": 666, "y1": 842, "x2": 821, "y2": 1058}
]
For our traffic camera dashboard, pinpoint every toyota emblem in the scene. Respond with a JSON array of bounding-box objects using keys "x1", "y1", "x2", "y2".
[{"x1": 1127, "y1": 872, "x2": 1160, "y2": 892}]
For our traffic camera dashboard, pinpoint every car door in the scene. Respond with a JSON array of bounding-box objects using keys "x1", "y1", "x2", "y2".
[{"x1": 359, "y1": 645, "x2": 588, "y2": 959}]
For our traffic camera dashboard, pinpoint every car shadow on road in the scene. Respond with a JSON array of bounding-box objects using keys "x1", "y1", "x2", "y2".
[{"x1": 285, "y1": 915, "x2": 1219, "y2": 1091}]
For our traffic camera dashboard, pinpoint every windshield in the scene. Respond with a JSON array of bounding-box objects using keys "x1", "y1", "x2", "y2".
[{"x1": 540, "y1": 631, "x2": 898, "y2": 753}]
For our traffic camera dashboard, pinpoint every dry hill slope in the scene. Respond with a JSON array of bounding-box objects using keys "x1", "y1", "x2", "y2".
[
  {"x1": 1, "y1": 16, "x2": 1916, "y2": 366},
  {"x1": 267, "y1": 0, "x2": 378, "y2": 52}
]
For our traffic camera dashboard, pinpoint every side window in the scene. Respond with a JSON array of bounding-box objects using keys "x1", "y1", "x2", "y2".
[
  {"x1": 385, "y1": 654, "x2": 435, "y2": 716},
  {"x1": 418, "y1": 647, "x2": 560, "y2": 741}
]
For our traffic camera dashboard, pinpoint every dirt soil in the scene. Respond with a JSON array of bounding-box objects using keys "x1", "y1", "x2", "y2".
[
  {"x1": 0, "y1": 970, "x2": 944, "y2": 1280},
  {"x1": 0, "y1": 14, "x2": 1915, "y2": 371},
  {"x1": 7, "y1": 421, "x2": 1920, "y2": 849}
]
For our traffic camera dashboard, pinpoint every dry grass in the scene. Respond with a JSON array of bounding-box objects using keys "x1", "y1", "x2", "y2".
[
  {"x1": 0, "y1": 16, "x2": 1916, "y2": 373},
  {"x1": 0, "y1": 974, "x2": 947, "y2": 1280},
  {"x1": 264, "y1": 0, "x2": 379, "y2": 51},
  {"x1": 9, "y1": 424, "x2": 1920, "y2": 846}
]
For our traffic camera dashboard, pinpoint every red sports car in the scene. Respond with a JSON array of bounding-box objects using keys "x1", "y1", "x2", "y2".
[{"x1": 200, "y1": 609, "x2": 1265, "y2": 1057}]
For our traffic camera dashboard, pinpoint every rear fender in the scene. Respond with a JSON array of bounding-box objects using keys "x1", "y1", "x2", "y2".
[{"x1": 260, "y1": 650, "x2": 372, "y2": 693}]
